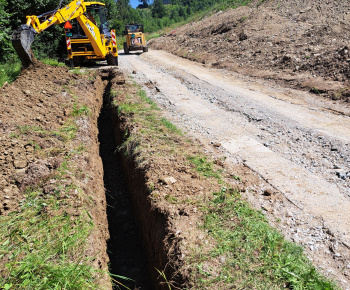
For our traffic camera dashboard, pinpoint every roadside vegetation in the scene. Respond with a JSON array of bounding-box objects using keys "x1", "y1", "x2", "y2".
[{"x1": 113, "y1": 79, "x2": 338, "y2": 289}]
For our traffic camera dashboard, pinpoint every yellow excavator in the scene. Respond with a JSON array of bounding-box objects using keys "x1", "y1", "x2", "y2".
[{"x1": 12, "y1": 0, "x2": 118, "y2": 67}]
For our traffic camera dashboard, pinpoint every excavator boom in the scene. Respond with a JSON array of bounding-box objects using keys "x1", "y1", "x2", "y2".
[{"x1": 11, "y1": 0, "x2": 117, "y2": 67}]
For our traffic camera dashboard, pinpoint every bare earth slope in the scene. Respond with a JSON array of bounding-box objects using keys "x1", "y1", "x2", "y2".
[{"x1": 149, "y1": 0, "x2": 350, "y2": 102}]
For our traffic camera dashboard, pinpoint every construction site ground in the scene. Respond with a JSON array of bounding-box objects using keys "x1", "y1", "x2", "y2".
[{"x1": 1, "y1": 0, "x2": 350, "y2": 289}]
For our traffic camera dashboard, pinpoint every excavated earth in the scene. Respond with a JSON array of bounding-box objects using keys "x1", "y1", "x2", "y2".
[
  {"x1": 0, "y1": 63, "x2": 112, "y2": 287},
  {"x1": 2, "y1": 0, "x2": 350, "y2": 289},
  {"x1": 150, "y1": 0, "x2": 350, "y2": 103},
  {"x1": 0, "y1": 62, "x2": 234, "y2": 289}
]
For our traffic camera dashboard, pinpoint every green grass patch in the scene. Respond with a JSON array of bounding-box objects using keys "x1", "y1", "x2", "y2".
[
  {"x1": 187, "y1": 155, "x2": 222, "y2": 181},
  {"x1": 0, "y1": 190, "x2": 99, "y2": 289},
  {"x1": 71, "y1": 104, "x2": 91, "y2": 117},
  {"x1": 189, "y1": 188, "x2": 336, "y2": 289},
  {"x1": 0, "y1": 60, "x2": 21, "y2": 87},
  {"x1": 40, "y1": 58, "x2": 65, "y2": 67}
]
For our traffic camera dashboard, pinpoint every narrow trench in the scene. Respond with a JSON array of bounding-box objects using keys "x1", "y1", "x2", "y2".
[{"x1": 98, "y1": 78, "x2": 151, "y2": 290}]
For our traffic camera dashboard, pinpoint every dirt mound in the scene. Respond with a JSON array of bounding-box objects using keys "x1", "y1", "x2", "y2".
[
  {"x1": 0, "y1": 62, "x2": 111, "y2": 287},
  {"x1": 149, "y1": 0, "x2": 350, "y2": 101}
]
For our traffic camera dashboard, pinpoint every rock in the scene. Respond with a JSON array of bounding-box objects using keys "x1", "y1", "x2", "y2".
[
  {"x1": 262, "y1": 205, "x2": 272, "y2": 212},
  {"x1": 211, "y1": 141, "x2": 221, "y2": 148},
  {"x1": 263, "y1": 189, "x2": 274, "y2": 196},
  {"x1": 132, "y1": 70, "x2": 137, "y2": 74},
  {"x1": 160, "y1": 176, "x2": 177, "y2": 185},
  {"x1": 13, "y1": 158, "x2": 27, "y2": 169},
  {"x1": 336, "y1": 172, "x2": 347, "y2": 180},
  {"x1": 219, "y1": 256, "x2": 226, "y2": 264},
  {"x1": 285, "y1": 210, "x2": 293, "y2": 218}
]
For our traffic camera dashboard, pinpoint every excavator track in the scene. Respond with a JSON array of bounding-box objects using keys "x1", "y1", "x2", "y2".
[{"x1": 12, "y1": 25, "x2": 36, "y2": 67}]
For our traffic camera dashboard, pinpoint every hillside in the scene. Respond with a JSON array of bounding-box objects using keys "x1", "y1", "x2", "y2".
[{"x1": 149, "y1": 0, "x2": 350, "y2": 103}]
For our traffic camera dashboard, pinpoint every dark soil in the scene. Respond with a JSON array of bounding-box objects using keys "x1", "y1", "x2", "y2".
[{"x1": 98, "y1": 79, "x2": 151, "y2": 289}]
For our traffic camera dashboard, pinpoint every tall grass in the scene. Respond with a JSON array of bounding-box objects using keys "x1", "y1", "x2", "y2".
[
  {"x1": 0, "y1": 190, "x2": 98, "y2": 289},
  {"x1": 0, "y1": 60, "x2": 21, "y2": 87}
]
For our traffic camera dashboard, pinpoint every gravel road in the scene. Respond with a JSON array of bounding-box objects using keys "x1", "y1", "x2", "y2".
[{"x1": 118, "y1": 50, "x2": 350, "y2": 288}]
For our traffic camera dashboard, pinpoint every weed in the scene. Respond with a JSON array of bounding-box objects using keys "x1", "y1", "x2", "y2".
[
  {"x1": 190, "y1": 189, "x2": 337, "y2": 288},
  {"x1": 310, "y1": 87, "x2": 321, "y2": 94},
  {"x1": 155, "y1": 268, "x2": 172, "y2": 290},
  {"x1": 187, "y1": 155, "x2": 223, "y2": 181},
  {"x1": 57, "y1": 122, "x2": 78, "y2": 142},
  {"x1": 41, "y1": 58, "x2": 65, "y2": 67},
  {"x1": 71, "y1": 104, "x2": 91, "y2": 117},
  {"x1": 165, "y1": 194, "x2": 178, "y2": 204},
  {"x1": 69, "y1": 68, "x2": 88, "y2": 74},
  {"x1": 8, "y1": 132, "x2": 19, "y2": 139},
  {"x1": 231, "y1": 174, "x2": 241, "y2": 181},
  {"x1": 109, "y1": 89, "x2": 118, "y2": 99},
  {"x1": 161, "y1": 118, "x2": 182, "y2": 135},
  {"x1": 0, "y1": 190, "x2": 99, "y2": 289},
  {"x1": 0, "y1": 60, "x2": 21, "y2": 87}
]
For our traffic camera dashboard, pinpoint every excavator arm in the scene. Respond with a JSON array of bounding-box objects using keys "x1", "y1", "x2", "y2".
[{"x1": 12, "y1": 0, "x2": 107, "y2": 67}]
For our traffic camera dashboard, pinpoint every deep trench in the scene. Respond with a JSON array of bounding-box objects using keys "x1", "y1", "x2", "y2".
[{"x1": 98, "y1": 80, "x2": 151, "y2": 289}]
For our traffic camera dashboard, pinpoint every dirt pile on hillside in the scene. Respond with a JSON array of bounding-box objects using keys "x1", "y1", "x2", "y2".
[{"x1": 149, "y1": 0, "x2": 350, "y2": 101}]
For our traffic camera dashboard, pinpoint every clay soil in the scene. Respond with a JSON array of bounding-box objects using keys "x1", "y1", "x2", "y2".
[{"x1": 149, "y1": 0, "x2": 350, "y2": 103}]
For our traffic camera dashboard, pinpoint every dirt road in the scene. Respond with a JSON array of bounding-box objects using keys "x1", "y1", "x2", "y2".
[{"x1": 119, "y1": 50, "x2": 350, "y2": 287}]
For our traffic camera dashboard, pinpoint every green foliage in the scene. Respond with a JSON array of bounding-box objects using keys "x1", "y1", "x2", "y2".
[
  {"x1": 187, "y1": 155, "x2": 222, "y2": 180},
  {"x1": 0, "y1": 60, "x2": 21, "y2": 87},
  {"x1": 0, "y1": 0, "x2": 12, "y2": 62},
  {"x1": 0, "y1": 190, "x2": 98, "y2": 289},
  {"x1": 152, "y1": 0, "x2": 166, "y2": 18},
  {"x1": 71, "y1": 104, "x2": 91, "y2": 117},
  {"x1": 192, "y1": 188, "x2": 337, "y2": 289}
]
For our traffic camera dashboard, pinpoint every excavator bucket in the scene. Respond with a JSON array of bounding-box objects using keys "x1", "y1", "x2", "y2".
[{"x1": 12, "y1": 25, "x2": 36, "y2": 67}]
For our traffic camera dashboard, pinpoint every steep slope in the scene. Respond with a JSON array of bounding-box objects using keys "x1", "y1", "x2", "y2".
[{"x1": 149, "y1": 0, "x2": 350, "y2": 102}]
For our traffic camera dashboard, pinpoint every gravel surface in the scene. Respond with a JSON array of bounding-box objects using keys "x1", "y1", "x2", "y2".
[{"x1": 119, "y1": 50, "x2": 350, "y2": 288}]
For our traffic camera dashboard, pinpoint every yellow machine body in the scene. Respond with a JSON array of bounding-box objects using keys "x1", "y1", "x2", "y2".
[
  {"x1": 12, "y1": 0, "x2": 118, "y2": 67},
  {"x1": 123, "y1": 24, "x2": 148, "y2": 54}
]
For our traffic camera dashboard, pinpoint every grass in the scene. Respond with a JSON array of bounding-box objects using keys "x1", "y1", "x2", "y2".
[
  {"x1": 71, "y1": 104, "x2": 91, "y2": 117},
  {"x1": 0, "y1": 60, "x2": 21, "y2": 87},
  {"x1": 114, "y1": 88, "x2": 182, "y2": 159},
  {"x1": 187, "y1": 155, "x2": 223, "y2": 181},
  {"x1": 188, "y1": 187, "x2": 336, "y2": 289},
  {"x1": 41, "y1": 58, "x2": 65, "y2": 67},
  {"x1": 115, "y1": 81, "x2": 338, "y2": 289},
  {"x1": 0, "y1": 75, "x2": 108, "y2": 289},
  {"x1": 16, "y1": 122, "x2": 78, "y2": 143},
  {"x1": 0, "y1": 190, "x2": 97, "y2": 289}
]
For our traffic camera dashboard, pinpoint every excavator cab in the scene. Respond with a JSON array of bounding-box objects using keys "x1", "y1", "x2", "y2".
[
  {"x1": 66, "y1": 4, "x2": 117, "y2": 67},
  {"x1": 11, "y1": 0, "x2": 118, "y2": 68}
]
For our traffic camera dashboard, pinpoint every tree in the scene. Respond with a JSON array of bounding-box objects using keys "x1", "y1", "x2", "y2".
[
  {"x1": 0, "y1": 0, "x2": 11, "y2": 62},
  {"x1": 138, "y1": 0, "x2": 149, "y2": 8},
  {"x1": 115, "y1": 0, "x2": 131, "y2": 22},
  {"x1": 151, "y1": 0, "x2": 166, "y2": 18}
]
